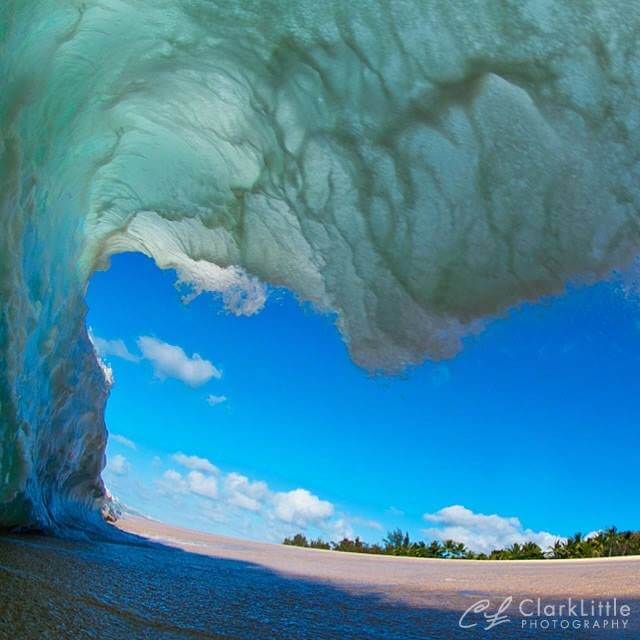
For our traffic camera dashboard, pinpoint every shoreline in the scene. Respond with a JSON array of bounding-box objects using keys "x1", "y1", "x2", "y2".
[
  {"x1": 116, "y1": 514, "x2": 640, "y2": 564},
  {"x1": 115, "y1": 515, "x2": 640, "y2": 607},
  {"x1": 2, "y1": 518, "x2": 638, "y2": 638}
]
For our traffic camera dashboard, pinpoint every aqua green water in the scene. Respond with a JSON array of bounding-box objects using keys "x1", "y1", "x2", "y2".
[{"x1": 2, "y1": 1, "x2": 640, "y2": 529}]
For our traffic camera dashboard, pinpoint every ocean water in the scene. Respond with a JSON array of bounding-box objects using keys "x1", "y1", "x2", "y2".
[
  {"x1": 0, "y1": 530, "x2": 637, "y2": 640},
  {"x1": 3, "y1": 1, "x2": 640, "y2": 530}
]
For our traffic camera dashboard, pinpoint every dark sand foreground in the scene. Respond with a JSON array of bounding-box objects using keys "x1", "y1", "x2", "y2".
[{"x1": 0, "y1": 515, "x2": 638, "y2": 640}]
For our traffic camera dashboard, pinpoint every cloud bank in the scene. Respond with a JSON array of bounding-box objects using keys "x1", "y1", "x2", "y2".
[
  {"x1": 143, "y1": 451, "x2": 346, "y2": 539},
  {"x1": 106, "y1": 449, "x2": 562, "y2": 551},
  {"x1": 423, "y1": 505, "x2": 562, "y2": 554}
]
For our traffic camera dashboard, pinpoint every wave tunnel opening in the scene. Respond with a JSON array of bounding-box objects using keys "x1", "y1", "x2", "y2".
[{"x1": 2, "y1": 0, "x2": 640, "y2": 531}]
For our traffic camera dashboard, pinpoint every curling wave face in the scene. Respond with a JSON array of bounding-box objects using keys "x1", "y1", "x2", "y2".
[{"x1": 1, "y1": 0, "x2": 640, "y2": 529}]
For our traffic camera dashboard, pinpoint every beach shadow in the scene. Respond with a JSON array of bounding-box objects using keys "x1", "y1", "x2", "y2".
[{"x1": 0, "y1": 529, "x2": 636, "y2": 640}]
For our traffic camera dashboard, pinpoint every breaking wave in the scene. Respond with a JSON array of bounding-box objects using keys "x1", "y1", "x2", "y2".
[{"x1": 1, "y1": 0, "x2": 640, "y2": 529}]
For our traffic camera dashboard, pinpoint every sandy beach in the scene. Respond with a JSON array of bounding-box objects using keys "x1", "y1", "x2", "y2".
[{"x1": 118, "y1": 515, "x2": 640, "y2": 612}]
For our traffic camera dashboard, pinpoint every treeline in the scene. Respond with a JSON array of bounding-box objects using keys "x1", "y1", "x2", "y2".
[{"x1": 283, "y1": 527, "x2": 640, "y2": 560}]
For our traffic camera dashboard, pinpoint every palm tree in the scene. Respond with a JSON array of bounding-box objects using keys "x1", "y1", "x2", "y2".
[
  {"x1": 551, "y1": 539, "x2": 567, "y2": 559},
  {"x1": 383, "y1": 528, "x2": 406, "y2": 554},
  {"x1": 521, "y1": 542, "x2": 544, "y2": 559},
  {"x1": 602, "y1": 527, "x2": 618, "y2": 557},
  {"x1": 564, "y1": 533, "x2": 583, "y2": 558}
]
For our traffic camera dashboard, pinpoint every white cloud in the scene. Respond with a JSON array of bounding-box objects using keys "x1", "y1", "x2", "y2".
[
  {"x1": 328, "y1": 518, "x2": 355, "y2": 541},
  {"x1": 272, "y1": 489, "x2": 334, "y2": 527},
  {"x1": 187, "y1": 471, "x2": 218, "y2": 499},
  {"x1": 111, "y1": 434, "x2": 136, "y2": 450},
  {"x1": 137, "y1": 336, "x2": 221, "y2": 386},
  {"x1": 422, "y1": 505, "x2": 562, "y2": 554},
  {"x1": 108, "y1": 454, "x2": 130, "y2": 476},
  {"x1": 91, "y1": 335, "x2": 139, "y2": 362},
  {"x1": 224, "y1": 473, "x2": 268, "y2": 512},
  {"x1": 206, "y1": 394, "x2": 227, "y2": 406},
  {"x1": 172, "y1": 452, "x2": 219, "y2": 475},
  {"x1": 156, "y1": 469, "x2": 189, "y2": 496},
  {"x1": 130, "y1": 449, "x2": 375, "y2": 542},
  {"x1": 90, "y1": 332, "x2": 223, "y2": 390},
  {"x1": 171, "y1": 467, "x2": 333, "y2": 526},
  {"x1": 155, "y1": 468, "x2": 218, "y2": 500},
  {"x1": 163, "y1": 469, "x2": 184, "y2": 483}
]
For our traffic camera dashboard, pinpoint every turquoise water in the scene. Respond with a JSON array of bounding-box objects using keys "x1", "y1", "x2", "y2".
[{"x1": 2, "y1": 0, "x2": 640, "y2": 532}]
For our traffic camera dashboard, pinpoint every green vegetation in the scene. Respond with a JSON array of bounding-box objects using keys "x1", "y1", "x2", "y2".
[
  {"x1": 283, "y1": 533, "x2": 331, "y2": 550},
  {"x1": 283, "y1": 527, "x2": 640, "y2": 560}
]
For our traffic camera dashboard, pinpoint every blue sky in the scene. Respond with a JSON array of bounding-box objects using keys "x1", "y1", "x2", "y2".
[{"x1": 88, "y1": 252, "x2": 640, "y2": 552}]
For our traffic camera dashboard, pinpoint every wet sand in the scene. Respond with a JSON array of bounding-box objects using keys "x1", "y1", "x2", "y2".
[
  {"x1": 0, "y1": 516, "x2": 638, "y2": 639},
  {"x1": 118, "y1": 516, "x2": 640, "y2": 611}
]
